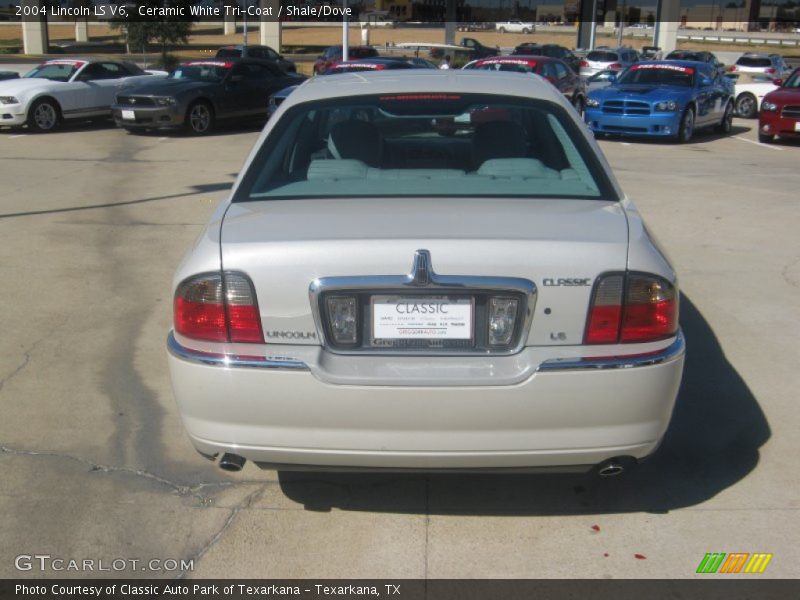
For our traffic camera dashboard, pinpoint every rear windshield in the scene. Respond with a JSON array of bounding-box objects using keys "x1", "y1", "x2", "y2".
[
  {"x1": 736, "y1": 56, "x2": 772, "y2": 67},
  {"x1": 216, "y1": 48, "x2": 242, "y2": 58},
  {"x1": 587, "y1": 51, "x2": 619, "y2": 62},
  {"x1": 234, "y1": 93, "x2": 615, "y2": 202},
  {"x1": 666, "y1": 51, "x2": 700, "y2": 61},
  {"x1": 470, "y1": 61, "x2": 537, "y2": 74}
]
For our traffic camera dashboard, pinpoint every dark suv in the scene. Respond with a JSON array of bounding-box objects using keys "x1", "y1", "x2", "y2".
[
  {"x1": 314, "y1": 46, "x2": 379, "y2": 75},
  {"x1": 216, "y1": 45, "x2": 296, "y2": 73}
]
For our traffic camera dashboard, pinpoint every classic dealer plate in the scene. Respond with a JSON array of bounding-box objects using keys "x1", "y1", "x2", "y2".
[
  {"x1": 372, "y1": 295, "x2": 473, "y2": 340},
  {"x1": 121, "y1": 110, "x2": 135, "y2": 120}
]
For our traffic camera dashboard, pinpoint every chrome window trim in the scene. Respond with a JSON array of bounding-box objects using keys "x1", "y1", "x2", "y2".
[
  {"x1": 537, "y1": 330, "x2": 685, "y2": 372},
  {"x1": 308, "y1": 249, "x2": 537, "y2": 356},
  {"x1": 167, "y1": 332, "x2": 309, "y2": 370}
]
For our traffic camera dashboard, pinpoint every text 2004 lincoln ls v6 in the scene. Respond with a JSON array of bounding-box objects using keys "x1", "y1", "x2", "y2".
[{"x1": 167, "y1": 71, "x2": 685, "y2": 475}]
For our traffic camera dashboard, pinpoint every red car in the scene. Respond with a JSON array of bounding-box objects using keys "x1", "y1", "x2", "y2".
[
  {"x1": 464, "y1": 56, "x2": 587, "y2": 113},
  {"x1": 759, "y1": 68, "x2": 800, "y2": 143},
  {"x1": 313, "y1": 46, "x2": 378, "y2": 75}
]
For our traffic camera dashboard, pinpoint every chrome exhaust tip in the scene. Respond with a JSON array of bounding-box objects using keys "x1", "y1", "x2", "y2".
[
  {"x1": 219, "y1": 453, "x2": 246, "y2": 472},
  {"x1": 598, "y1": 462, "x2": 625, "y2": 477}
]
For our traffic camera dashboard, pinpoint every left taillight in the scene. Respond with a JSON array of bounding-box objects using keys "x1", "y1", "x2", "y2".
[{"x1": 174, "y1": 272, "x2": 264, "y2": 344}]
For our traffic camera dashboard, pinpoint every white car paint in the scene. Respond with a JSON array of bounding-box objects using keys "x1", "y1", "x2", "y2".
[
  {"x1": 0, "y1": 58, "x2": 166, "y2": 131},
  {"x1": 167, "y1": 71, "x2": 685, "y2": 472},
  {"x1": 729, "y1": 73, "x2": 781, "y2": 117},
  {"x1": 496, "y1": 20, "x2": 535, "y2": 34}
]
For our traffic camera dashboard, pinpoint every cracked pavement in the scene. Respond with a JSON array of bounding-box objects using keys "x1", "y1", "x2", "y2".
[{"x1": 1, "y1": 119, "x2": 799, "y2": 579}]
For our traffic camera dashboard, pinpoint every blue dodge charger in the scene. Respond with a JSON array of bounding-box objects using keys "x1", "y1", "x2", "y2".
[{"x1": 584, "y1": 60, "x2": 734, "y2": 143}]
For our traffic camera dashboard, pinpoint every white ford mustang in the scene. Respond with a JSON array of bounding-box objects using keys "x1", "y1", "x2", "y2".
[
  {"x1": 167, "y1": 71, "x2": 685, "y2": 475},
  {"x1": 0, "y1": 58, "x2": 166, "y2": 132}
]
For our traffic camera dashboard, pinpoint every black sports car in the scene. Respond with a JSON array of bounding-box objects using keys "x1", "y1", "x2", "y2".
[{"x1": 111, "y1": 59, "x2": 305, "y2": 135}]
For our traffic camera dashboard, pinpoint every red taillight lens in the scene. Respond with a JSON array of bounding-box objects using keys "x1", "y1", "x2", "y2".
[
  {"x1": 766, "y1": 67, "x2": 776, "y2": 74},
  {"x1": 585, "y1": 274, "x2": 624, "y2": 344},
  {"x1": 609, "y1": 63, "x2": 622, "y2": 69},
  {"x1": 585, "y1": 273, "x2": 678, "y2": 344},
  {"x1": 621, "y1": 275, "x2": 678, "y2": 342},
  {"x1": 174, "y1": 272, "x2": 263, "y2": 343},
  {"x1": 579, "y1": 59, "x2": 589, "y2": 67},
  {"x1": 224, "y1": 273, "x2": 264, "y2": 343}
]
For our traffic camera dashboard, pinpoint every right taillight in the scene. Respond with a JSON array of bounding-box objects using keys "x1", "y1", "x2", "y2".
[
  {"x1": 174, "y1": 272, "x2": 263, "y2": 344},
  {"x1": 579, "y1": 59, "x2": 589, "y2": 67},
  {"x1": 585, "y1": 273, "x2": 678, "y2": 344}
]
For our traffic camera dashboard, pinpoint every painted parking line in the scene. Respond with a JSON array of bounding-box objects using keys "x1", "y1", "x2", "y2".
[
  {"x1": 733, "y1": 136, "x2": 782, "y2": 151},
  {"x1": 9, "y1": 134, "x2": 27, "y2": 139},
  {"x1": 158, "y1": 137, "x2": 167, "y2": 142}
]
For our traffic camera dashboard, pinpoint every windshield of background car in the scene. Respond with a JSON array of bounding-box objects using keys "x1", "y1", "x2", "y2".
[
  {"x1": 617, "y1": 64, "x2": 695, "y2": 87},
  {"x1": 24, "y1": 62, "x2": 82, "y2": 82},
  {"x1": 666, "y1": 52, "x2": 700, "y2": 61},
  {"x1": 783, "y1": 70, "x2": 800, "y2": 88},
  {"x1": 234, "y1": 93, "x2": 614, "y2": 202},
  {"x1": 170, "y1": 63, "x2": 230, "y2": 82},
  {"x1": 587, "y1": 51, "x2": 618, "y2": 62},
  {"x1": 736, "y1": 57, "x2": 772, "y2": 67}
]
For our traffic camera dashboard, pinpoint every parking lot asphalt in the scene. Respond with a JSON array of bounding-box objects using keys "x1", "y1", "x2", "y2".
[{"x1": 1, "y1": 119, "x2": 798, "y2": 579}]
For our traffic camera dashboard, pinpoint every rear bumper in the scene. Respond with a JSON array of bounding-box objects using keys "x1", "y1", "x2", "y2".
[
  {"x1": 585, "y1": 109, "x2": 680, "y2": 137},
  {"x1": 167, "y1": 331, "x2": 685, "y2": 469}
]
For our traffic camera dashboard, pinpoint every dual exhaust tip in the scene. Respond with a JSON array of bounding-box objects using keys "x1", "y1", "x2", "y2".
[{"x1": 216, "y1": 453, "x2": 633, "y2": 477}]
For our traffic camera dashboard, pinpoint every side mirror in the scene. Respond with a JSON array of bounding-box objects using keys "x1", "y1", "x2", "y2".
[{"x1": 773, "y1": 79, "x2": 783, "y2": 86}]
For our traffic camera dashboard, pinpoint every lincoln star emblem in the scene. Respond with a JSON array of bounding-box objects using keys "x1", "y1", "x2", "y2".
[{"x1": 409, "y1": 249, "x2": 433, "y2": 286}]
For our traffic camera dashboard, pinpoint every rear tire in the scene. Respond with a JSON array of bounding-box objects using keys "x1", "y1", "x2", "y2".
[
  {"x1": 735, "y1": 92, "x2": 757, "y2": 118},
  {"x1": 27, "y1": 98, "x2": 60, "y2": 133},
  {"x1": 676, "y1": 107, "x2": 695, "y2": 143},
  {"x1": 498, "y1": 27, "x2": 506, "y2": 33},
  {"x1": 758, "y1": 132, "x2": 774, "y2": 144},
  {"x1": 522, "y1": 28, "x2": 531, "y2": 34},
  {"x1": 185, "y1": 100, "x2": 214, "y2": 135},
  {"x1": 717, "y1": 101, "x2": 734, "y2": 134}
]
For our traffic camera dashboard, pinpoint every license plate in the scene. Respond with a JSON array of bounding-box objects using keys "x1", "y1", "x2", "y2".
[
  {"x1": 795, "y1": 121, "x2": 800, "y2": 132},
  {"x1": 371, "y1": 296, "x2": 473, "y2": 340},
  {"x1": 121, "y1": 110, "x2": 135, "y2": 120}
]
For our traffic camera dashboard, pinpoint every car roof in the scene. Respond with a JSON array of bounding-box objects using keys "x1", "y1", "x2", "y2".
[{"x1": 285, "y1": 70, "x2": 564, "y2": 107}]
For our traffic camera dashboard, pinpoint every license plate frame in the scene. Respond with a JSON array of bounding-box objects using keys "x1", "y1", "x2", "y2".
[
  {"x1": 121, "y1": 109, "x2": 135, "y2": 121},
  {"x1": 370, "y1": 295, "x2": 474, "y2": 345}
]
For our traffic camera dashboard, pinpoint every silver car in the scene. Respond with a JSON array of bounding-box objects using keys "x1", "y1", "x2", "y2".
[
  {"x1": 579, "y1": 47, "x2": 640, "y2": 77},
  {"x1": 731, "y1": 53, "x2": 792, "y2": 79},
  {"x1": 168, "y1": 71, "x2": 685, "y2": 474}
]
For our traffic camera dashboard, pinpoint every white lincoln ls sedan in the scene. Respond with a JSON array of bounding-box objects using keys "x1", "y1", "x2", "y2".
[{"x1": 167, "y1": 71, "x2": 685, "y2": 475}]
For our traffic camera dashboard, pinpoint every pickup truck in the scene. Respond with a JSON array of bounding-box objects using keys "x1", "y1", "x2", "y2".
[
  {"x1": 496, "y1": 21, "x2": 535, "y2": 34},
  {"x1": 459, "y1": 37, "x2": 499, "y2": 60}
]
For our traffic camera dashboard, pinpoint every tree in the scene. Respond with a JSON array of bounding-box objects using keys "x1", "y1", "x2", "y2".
[{"x1": 110, "y1": 1, "x2": 194, "y2": 68}]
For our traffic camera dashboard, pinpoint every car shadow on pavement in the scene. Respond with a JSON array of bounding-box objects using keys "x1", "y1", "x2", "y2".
[{"x1": 277, "y1": 294, "x2": 770, "y2": 515}]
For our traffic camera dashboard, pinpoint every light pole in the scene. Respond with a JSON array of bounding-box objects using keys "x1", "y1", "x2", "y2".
[{"x1": 342, "y1": 0, "x2": 349, "y2": 61}]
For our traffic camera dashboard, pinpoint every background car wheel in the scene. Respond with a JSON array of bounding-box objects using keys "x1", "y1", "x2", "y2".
[
  {"x1": 717, "y1": 101, "x2": 734, "y2": 134},
  {"x1": 735, "y1": 93, "x2": 757, "y2": 118},
  {"x1": 522, "y1": 28, "x2": 531, "y2": 34},
  {"x1": 498, "y1": 27, "x2": 506, "y2": 33},
  {"x1": 185, "y1": 101, "x2": 214, "y2": 135},
  {"x1": 758, "y1": 132, "x2": 774, "y2": 144},
  {"x1": 676, "y1": 107, "x2": 694, "y2": 143},
  {"x1": 27, "y1": 98, "x2": 60, "y2": 133}
]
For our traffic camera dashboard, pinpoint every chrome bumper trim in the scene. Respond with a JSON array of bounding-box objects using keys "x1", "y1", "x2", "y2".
[
  {"x1": 537, "y1": 330, "x2": 685, "y2": 372},
  {"x1": 167, "y1": 332, "x2": 309, "y2": 371}
]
